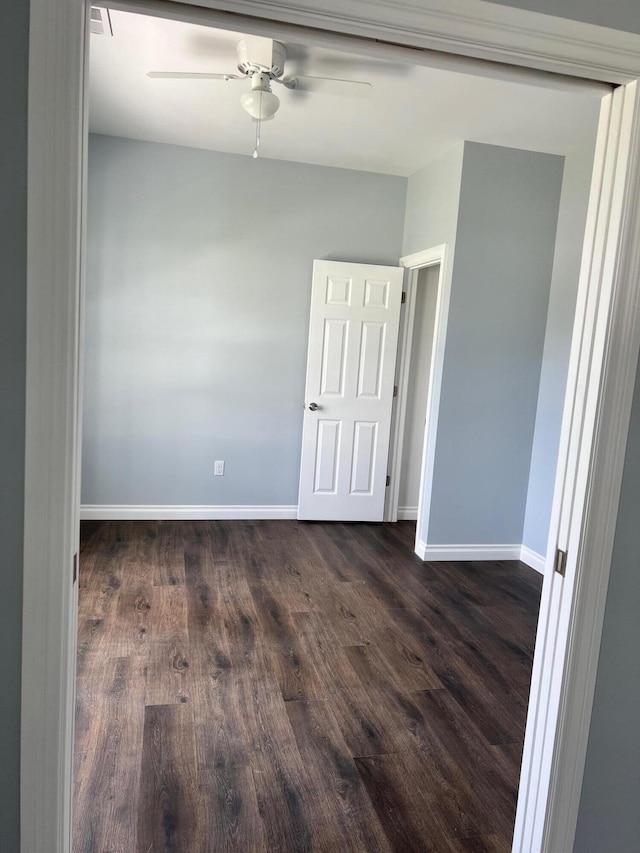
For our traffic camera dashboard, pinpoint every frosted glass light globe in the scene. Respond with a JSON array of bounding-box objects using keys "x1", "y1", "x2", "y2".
[{"x1": 240, "y1": 87, "x2": 280, "y2": 120}]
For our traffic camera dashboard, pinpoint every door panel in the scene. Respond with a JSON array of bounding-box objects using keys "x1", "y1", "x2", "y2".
[
  {"x1": 350, "y1": 421, "x2": 377, "y2": 494},
  {"x1": 320, "y1": 319, "x2": 348, "y2": 395},
  {"x1": 298, "y1": 260, "x2": 404, "y2": 521}
]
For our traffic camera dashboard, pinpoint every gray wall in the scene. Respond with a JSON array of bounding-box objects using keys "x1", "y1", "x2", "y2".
[
  {"x1": 0, "y1": 0, "x2": 28, "y2": 848},
  {"x1": 573, "y1": 351, "x2": 640, "y2": 852},
  {"x1": 82, "y1": 134, "x2": 407, "y2": 507},
  {"x1": 522, "y1": 141, "x2": 597, "y2": 556},
  {"x1": 402, "y1": 143, "x2": 464, "y2": 257},
  {"x1": 427, "y1": 142, "x2": 563, "y2": 545},
  {"x1": 486, "y1": 0, "x2": 640, "y2": 33}
]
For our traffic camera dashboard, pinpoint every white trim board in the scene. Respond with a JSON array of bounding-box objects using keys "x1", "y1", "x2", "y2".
[
  {"x1": 387, "y1": 244, "x2": 450, "y2": 562},
  {"x1": 80, "y1": 504, "x2": 298, "y2": 520},
  {"x1": 415, "y1": 542, "x2": 546, "y2": 574},
  {"x1": 520, "y1": 545, "x2": 546, "y2": 575},
  {"x1": 399, "y1": 247, "x2": 448, "y2": 269},
  {"x1": 397, "y1": 507, "x2": 418, "y2": 521},
  {"x1": 417, "y1": 542, "x2": 522, "y2": 561},
  {"x1": 515, "y1": 82, "x2": 640, "y2": 853},
  {"x1": 115, "y1": 0, "x2": 640, "y2": 84}
]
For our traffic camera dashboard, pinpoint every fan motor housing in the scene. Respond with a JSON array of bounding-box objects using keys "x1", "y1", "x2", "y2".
[{"x1": 237, "y1": 36, "x2": 286, "y2": 79}]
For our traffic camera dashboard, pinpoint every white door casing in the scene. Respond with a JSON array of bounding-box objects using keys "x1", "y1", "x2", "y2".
[
  {"x1": 298, "y1": 260, "x2": 404, "y2": 521},
  {"x1": 386, "y1": 245, "x2": 448, "y2": 539},
  {"x1": 514, "y1": 81, "x2": 640, "y2": 852}
]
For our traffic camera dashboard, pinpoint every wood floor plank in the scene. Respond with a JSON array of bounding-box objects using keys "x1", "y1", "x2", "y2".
[
  {"x1": 151, "y1": 522, "x2": 187, "y2": 587},
  {"x1": 347, "y1": 524, "x2": 448, "y2": 605},
  {"x1": 259, "y1": 551, "x2": 334, "y2": 614},
  {"x1": 407, "y1": 689, "x2": 520, "y2": 839},
  {"x1": 106, "y1": 579, "x2": 153, "y2": 659},
  {"x1": 73, "y1": 657, "x2": 147, "y2": 853},
  {"x1": 145, "y1": 586, "x2": 192, "y2": 706},
  {"x1": 243, "y1": 702, "x2": 318, "y2": 851},
  {"x1": 418, "y1": 579, "x2": 536, "y2": 687},
  {"x1": 335, "y1": 650, "x2": 496, "y2": 841},
  {"x1": 249, "y1": 581, "x2": 325, "y2": 702},
  {"x1": 451, "y1": 833, "x2": 512, "y2": 852},
  {"x1": 314, "y1": 579, "x2": 395, "y2": 646},
  {"x1": 364, "y1": 623, "x2": 444, "y2": 691},
  {"x1": 289, "y1": 610, "x2": 362, "y2": 695},
  {"x1": 74, "y1": 519, "x2": 541, "y2": 852},
  {"x1": 332, "y1": 536, "x2": 418, "y2": 610},
  {"x1": 285, "y1": 698, "x2": 393, "y2": 852},
  {"x1": 197, "y1": 767, "x2": 266, "y2": 853},
  {"x1": 298, "y1": 522, "x2": 368, "y2": 583},
  {"x1": 77, "y1": 541, "x2": 127, "y2": 620},
  {"x1": 380, "y1": 688, "x2": 497, "y2": 840},
  {"x1": 184, "y1": 537, "x2": 283, "y2": 785},
  {"x1": 354, "y1": 752, "x2": 460, "y2": 853},
  {"x1": 327, "y1": 681, "x2": 402, "y2": 757},
  {"x1": 137, "y1": 703, "x2": 199, "y2": 852},
  {"x1": 479, "y1": 602, "x2": 540, "y2": 653},
  {"x1": 185, "y1": 549, "x2": 271, "y2": 844},
  {"x1": 388, "y1": 604, "x2": 530, "y2": 745}
]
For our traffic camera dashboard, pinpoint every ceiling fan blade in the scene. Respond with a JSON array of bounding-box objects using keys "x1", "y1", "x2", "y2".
[
  {"x1": 146, "y1": 71, "x2": 243, "y2": 81},
  {"x1": 279, "y1": 75, "x2": 372, "y2": 97}
]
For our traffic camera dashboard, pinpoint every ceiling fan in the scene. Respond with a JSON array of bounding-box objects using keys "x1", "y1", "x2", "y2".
[{"x1": 147, "y1": 35, "x2": 372, "y2": 131}]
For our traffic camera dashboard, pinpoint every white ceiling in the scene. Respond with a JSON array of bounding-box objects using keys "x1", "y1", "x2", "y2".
[{"x1": 89, "y1": 10, "x2": 602, "y2": 177}]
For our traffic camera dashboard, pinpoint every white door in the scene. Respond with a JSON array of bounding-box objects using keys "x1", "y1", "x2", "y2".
[{"x1": 298, "y1": 259, "x2": 404, "y2": 521}]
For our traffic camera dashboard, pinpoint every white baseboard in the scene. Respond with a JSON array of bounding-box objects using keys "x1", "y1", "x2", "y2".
[
  {"x1": 415, "y1": 540, "x2": 546, "y2": 574},
  {"x1": 519, "y1": 545, "x2": 546, "y2": 574},
  {"x1": 398, "y1": 506, "x2": 418, "y2": 520},
  {"x1": 80, "y1": 504, "x2": 299, "y2": 521},
  {"x1": 416, "y1": 541, "x2": 523, "y2": 562}
]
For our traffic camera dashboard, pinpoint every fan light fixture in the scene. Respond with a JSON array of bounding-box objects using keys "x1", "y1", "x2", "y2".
[
  {"x1": 240, "y1": 73, "x2": 280, "y2": 120},
  {"x1": 146, "y1": 35, "x2": 372, "y2": 159}
]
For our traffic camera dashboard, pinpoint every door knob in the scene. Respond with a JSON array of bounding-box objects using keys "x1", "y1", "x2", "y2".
[{"x1": 307, "y1": 402, "x2": 320, "y2": 411}]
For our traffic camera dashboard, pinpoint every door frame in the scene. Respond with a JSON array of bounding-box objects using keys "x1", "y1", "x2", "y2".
[
  {"x1": 514, "y1": 81, "x2": 640, "y2": 851},
  {"x1": 385, "y1": 246, "x2": 448, "y2": 561},
  {"x1": 23, "y1": 1, "x2": 640, "y2": 851}
]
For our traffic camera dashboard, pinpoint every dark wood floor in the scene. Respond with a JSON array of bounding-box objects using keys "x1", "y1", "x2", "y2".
[{"x1": 73, "y1": 520, "x2": 541, "y2": 853}]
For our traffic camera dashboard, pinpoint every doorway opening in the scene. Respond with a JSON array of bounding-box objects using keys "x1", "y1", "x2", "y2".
[
  {"x1": 26, "y1": 1, "x2": 640, "y2": 852},
  {"x1": 75, "y1": 2, "x2": 602, "y2": 846},
  {"x1": 73, "y1": 5, "x2": 598, "y2": 846},
  {"x1": 398, "y1": 265, "x2": 440, "y2": 521},
  {"x1": 386, "y1": 247, "x2": 447, "y2": 562}
]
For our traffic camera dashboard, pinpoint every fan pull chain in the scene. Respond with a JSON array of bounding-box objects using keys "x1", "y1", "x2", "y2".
[{"x1": 253, "y1": 86, "x2": 263, "y2": 159}]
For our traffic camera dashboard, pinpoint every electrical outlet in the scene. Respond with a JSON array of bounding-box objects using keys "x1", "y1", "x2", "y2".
[{"x1": 214, "y1": 460, "x2": 225, "y2": 476}]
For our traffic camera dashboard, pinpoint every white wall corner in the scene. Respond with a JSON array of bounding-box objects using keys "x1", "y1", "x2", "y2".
[{"x1": 520, "y1": 545, "x2": 546, "y2": 574}]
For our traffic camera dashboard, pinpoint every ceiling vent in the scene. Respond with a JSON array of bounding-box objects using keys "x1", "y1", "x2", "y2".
[{"x1": 90, "y1": 7, "x2": 113, "y2": 36}]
